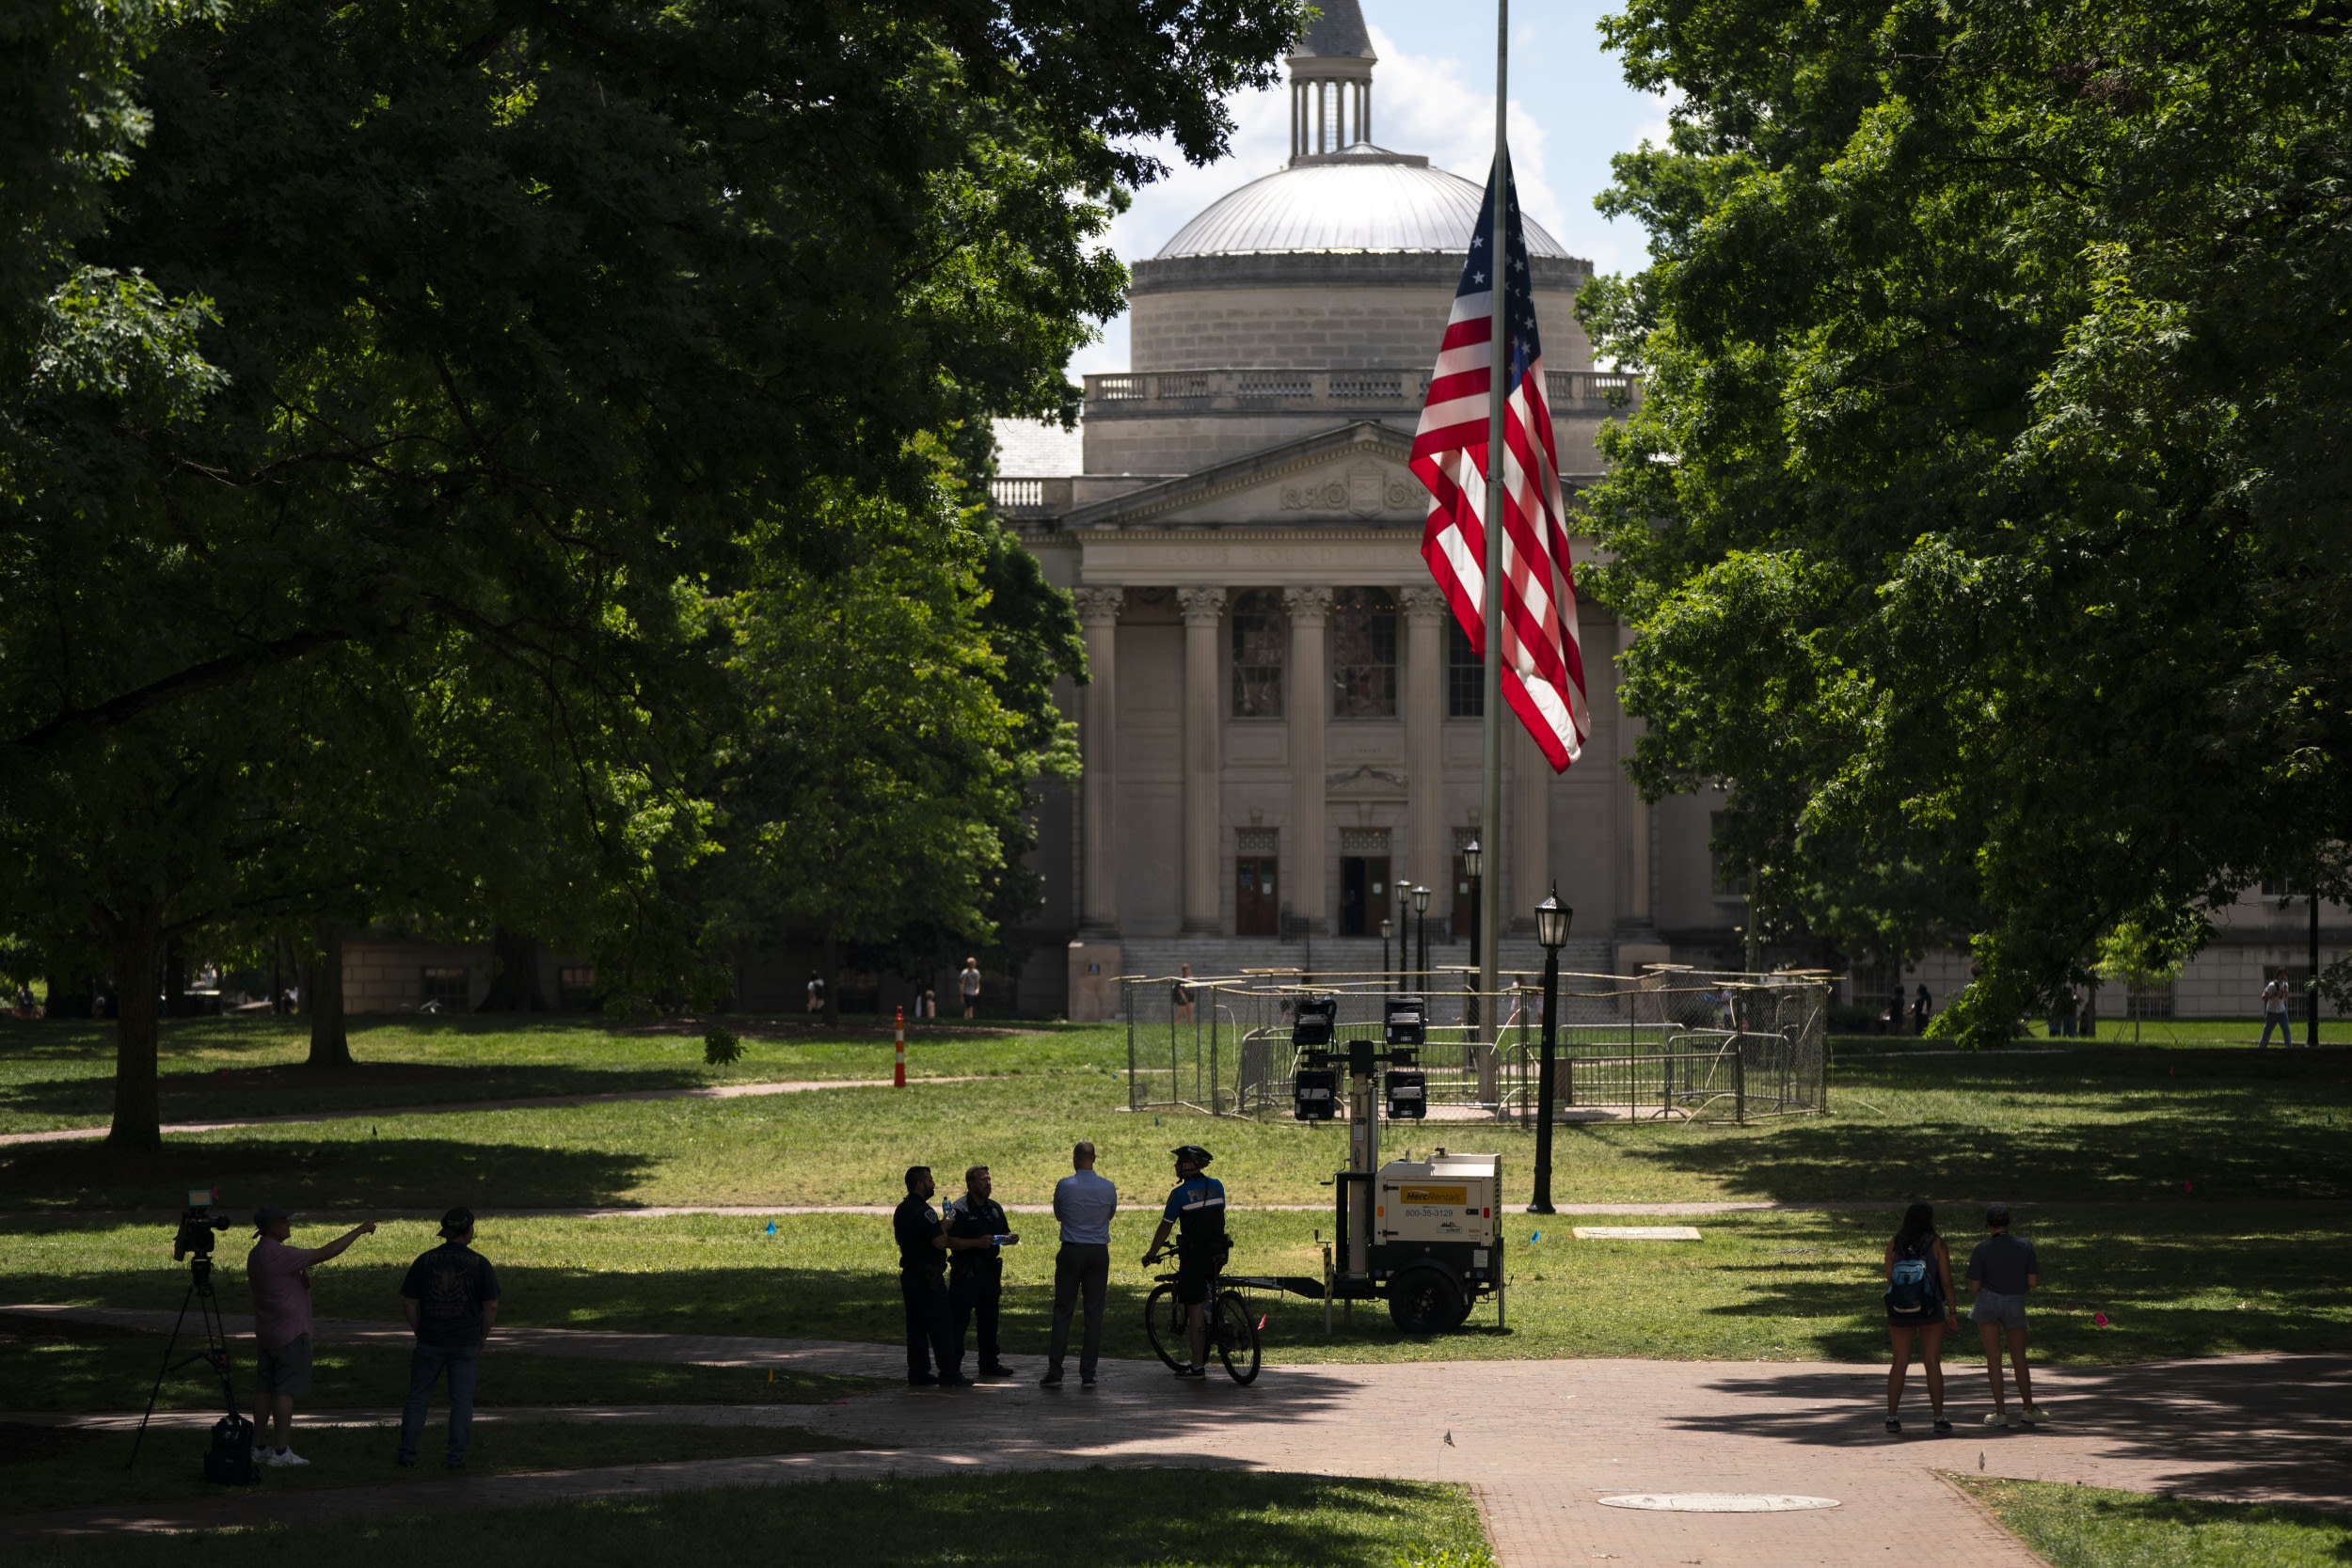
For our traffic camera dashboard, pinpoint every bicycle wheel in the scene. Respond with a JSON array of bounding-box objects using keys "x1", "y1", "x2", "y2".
[
  {"x1": 1214, "y1": 1291, "x2": 1261, "y2": 1385},
  {"x1": 1143, "y1": 1280, "x2": 1187, "y2": 1370}
]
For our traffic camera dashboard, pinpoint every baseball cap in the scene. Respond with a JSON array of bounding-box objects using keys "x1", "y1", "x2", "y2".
[
  {"x1": 438, "y1": 1206, "x2": 475, "y2": 1238},
  {"x1": 251, "y1": 1202, "x2": 292, "y2": 1234},
  {"x1": 1985, "y1": 1203, "x2": 2011, "y2": 1227}
]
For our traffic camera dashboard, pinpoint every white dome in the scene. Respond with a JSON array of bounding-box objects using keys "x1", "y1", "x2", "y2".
[{"x1": 1155, "y1": 148, "x2": 1571, "y2": 260}]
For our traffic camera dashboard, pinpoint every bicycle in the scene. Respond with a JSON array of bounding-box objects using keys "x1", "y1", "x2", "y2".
[{"x1": 1141, "y1": 1254, "x2": 1261, "y2": 1385}]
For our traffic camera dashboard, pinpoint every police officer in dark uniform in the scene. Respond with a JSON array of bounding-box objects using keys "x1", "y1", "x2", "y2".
[
  {"x1": 1141, "y1": 1144, "x2": 1228, "y2": 1379},
  {"x1": 893, "y1": 1165, "x2": 983, "y2": 1387},
  {"x1": 945, "y1": 1164, "x2": 1020, "y2": 1379}
]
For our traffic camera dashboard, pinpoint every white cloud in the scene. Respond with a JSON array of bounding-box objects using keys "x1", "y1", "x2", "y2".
[{"x1": 1363, "y1": 24, "x2": 1566, "y2": 244}]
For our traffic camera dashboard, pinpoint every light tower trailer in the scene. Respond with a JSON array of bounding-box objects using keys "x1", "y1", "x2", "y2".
[{"x1": 1226, "y1": 996, "x2": 1508, "y2": 1334}]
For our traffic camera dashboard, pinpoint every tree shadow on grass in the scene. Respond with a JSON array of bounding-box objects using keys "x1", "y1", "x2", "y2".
[
  {"x1": 0, "y1": 1134, "x2": 657, "y2": 1212},
  {"x1": 0, "y1": 1061, "x2": 712, "y2": 1126},
  {"x1": 1616, "y1": 1115, "x2": 2352, "y2": 1203}
]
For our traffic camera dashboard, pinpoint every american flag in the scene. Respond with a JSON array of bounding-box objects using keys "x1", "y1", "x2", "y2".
[{"x1": 1408, "y1": 163, "x2": 1590, "y2": 772}]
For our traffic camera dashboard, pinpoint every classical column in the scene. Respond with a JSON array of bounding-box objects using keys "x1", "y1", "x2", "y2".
[
  {"x1": 1284, "y1": 587, "x2": 1333, "y2": 933},
  {"x1": 1398, "y1": 586, "x2": 1448, "y2": 905},
  {"x1": 1617, "y1": 618, "x2": 1654, "y2": 928},
  {"x1": 1073, "y1": 587, "x2": 1124, "y2": 934},
  {"x1": 1514, "y1": 707, "x2": 1552, "y2": 934},
  {"x1": 1177, "y1": 587, "x2": 1226, "y2": 933}
]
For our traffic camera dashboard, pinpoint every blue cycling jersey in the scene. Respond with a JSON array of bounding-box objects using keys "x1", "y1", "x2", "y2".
[{"x1": 1163, "y1": 1174, "x2": 1227, "y2": 1244}]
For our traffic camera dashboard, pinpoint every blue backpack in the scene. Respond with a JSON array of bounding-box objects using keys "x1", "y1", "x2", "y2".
[{"x1": 1886, "y1": 1235, "x2": 1939, "y2": 1317}]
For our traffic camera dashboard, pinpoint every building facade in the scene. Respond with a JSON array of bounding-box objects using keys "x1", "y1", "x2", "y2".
[{"x1": 995, "y1": 9, "x2": 1740, "y2": 1019}]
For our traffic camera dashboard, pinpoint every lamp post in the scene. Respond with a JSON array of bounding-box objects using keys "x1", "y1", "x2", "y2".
[
  {"x1": 1462, "y1": 839, "x2": 1484, "y2": 1030},
  {"x1": 1411, "y1": 883, "x2": 1431, "y2": 996},
  {"x1": 1381, "y1": 917, "x2": 1394, "y2": 996},
  {"x1": 1529, "y1": 884, "x2": 1571, "y2": 1214}
]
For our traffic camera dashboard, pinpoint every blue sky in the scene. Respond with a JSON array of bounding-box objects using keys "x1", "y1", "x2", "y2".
[{"x1": 1066, "y1": 0, "x2": 1671, "y2": 379}]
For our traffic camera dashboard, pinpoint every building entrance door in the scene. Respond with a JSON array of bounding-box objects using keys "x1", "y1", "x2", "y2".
[
  {"x1": 1339, "y1": 856, "x2": 1390, "y2": 937},
  {"x1": 1236, "y1": 856, "x2": 1279, "y2": 936}
]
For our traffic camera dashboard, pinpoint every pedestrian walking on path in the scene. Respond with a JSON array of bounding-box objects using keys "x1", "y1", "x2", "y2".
[
  {"x1": 960, "y1": 958, "x2": 982, "y2": 1020},
  {"x1": 246, "y1": 1204, "x2": 376, "y2": 1467},
  {"x1": 1041, "y1": 1142, "x2": 1117, "y2": 1388},
  {"x1": 396, "y1": 1207, "x2": 501, "y2": 1470},
  {"x1": 1882, "y1": 1202, "x2": 1956, "y2": 1433},
  {"x1": 1967, "y1": 1203, "x2": 2046, "y2": 1426}
]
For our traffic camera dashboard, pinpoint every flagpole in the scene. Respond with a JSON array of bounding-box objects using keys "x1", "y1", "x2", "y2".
[{"x1": 1479, "y1": 0, "x2": 1507, "y2": 1047}]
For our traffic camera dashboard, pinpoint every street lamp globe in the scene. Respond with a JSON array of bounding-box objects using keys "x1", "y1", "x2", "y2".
[
  {"x1": 1410, "y1": 884, "x2": 1431, "y2": 914},
  {"x1": 1462, "y1": 839, "x2": 1483, "y2": 880},
  {"x1": 1380, "y1": 918, "x2": 1393, "y2": 941},
  {"x1": 1534, "y1": 886, "x2": 1572, "y2": 952}
]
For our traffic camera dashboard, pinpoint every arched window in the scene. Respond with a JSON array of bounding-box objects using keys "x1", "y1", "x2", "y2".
[
  {"x1": 1231, "y1": 590, "x2": 1285, "y2": 718},
  {"x1": 1332, "y1": 588, "x2": 1397, "y2": 718}
]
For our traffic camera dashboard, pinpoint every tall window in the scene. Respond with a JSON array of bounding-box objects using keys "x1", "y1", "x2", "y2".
[
  {"x1": 1231, "y1": 590, "x2": 1285, "y2": 718},
  {"x1": 1332, "y1": 588, "x2": 1396, "y2": 718},
  {"x1": 1447, "y1": 617, "x2": 1484, "y2": 718}
]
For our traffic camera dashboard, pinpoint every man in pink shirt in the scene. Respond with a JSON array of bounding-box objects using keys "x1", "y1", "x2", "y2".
[{"x1": 246, "y1": 1203, "x2": 375, "y2": 1467}]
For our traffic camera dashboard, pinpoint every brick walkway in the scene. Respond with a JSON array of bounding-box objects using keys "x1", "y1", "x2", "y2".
[{"x1": 6, "y1": 1305, "x2": 2346, "y2": 1562}]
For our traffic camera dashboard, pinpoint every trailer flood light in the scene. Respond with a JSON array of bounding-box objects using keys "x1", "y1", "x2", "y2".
[
  {"x1": 1383, "y1": 995, "x2": 1426, "y2": 1046},
  {"x1": 1384, "y1": 1069, "x2": 1427, "y2": 1119},
  {"x1": 1293, "y1": 995, "x2": 1339, "y2": 1048},
  {"x1": 1294, "y1": 1067, "x2": 1339, "y2": 1121}
]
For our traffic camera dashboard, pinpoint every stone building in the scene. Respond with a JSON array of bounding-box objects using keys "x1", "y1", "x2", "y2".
[{"x1": 994, "y1": 7, "x2": 1740, "y2": 1019}]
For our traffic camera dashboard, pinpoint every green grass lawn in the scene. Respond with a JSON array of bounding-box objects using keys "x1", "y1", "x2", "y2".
[
  {"x1": 1958, "y1": 1477, "x2": 2352, "y2": 1567},
  {"x1": 4, "y1": 1040, "x2": 2346, "y2": 1212},
  {"x1": 7, "y1": 1205, "x2": 2345, "y2": 1375},
  {"x1": 0, "y1": 1016, "x2": 1126, "y2": 1133},
  {"x1": 0, "y1": 1311, "x2": 880, "y2": 1411},
  {"x1": 8, "y1": 1470, "x2": 1494, "y2": 1568},
  {"x1": 1, "y1": 1418, "x2": 860, "y2": 1517}
]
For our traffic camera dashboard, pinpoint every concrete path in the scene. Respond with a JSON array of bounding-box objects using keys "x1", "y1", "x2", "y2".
[
  {"x1": 0, "y1": 1075, "x2": 985, "y2": 1148},
  {"x1": 6, "y1": 1305, "x2": 2346, "y2": 1564}
]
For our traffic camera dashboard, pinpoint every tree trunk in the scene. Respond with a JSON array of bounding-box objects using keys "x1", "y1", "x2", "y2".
[
  {"x1": 821, "y1": 935, "x2": 840, "y2": 1027},
  {"x1": 107, "y1": 902, "x2": 165, "y2": 1150},
  {"x1": 164, "y1": 936, "x2": 187, "y2": 1020},
  {"x1": 307, "y1": 921, "x2": 353, "y2": 1068},
  {"x1": 475, "y1": 928, "x2": 547, "y2": 1012}
]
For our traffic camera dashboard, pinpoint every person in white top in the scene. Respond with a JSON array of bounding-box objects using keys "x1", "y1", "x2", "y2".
[
  {"x1": 2260, "y1": 969, "x2": 2294, "y2": 1048},
  {"x1": 959, "y1": 958, "x2": 982, "y2": 1020}
]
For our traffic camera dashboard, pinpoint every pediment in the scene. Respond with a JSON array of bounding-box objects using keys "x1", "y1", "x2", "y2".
[{"x1": 1065, "y1": 421, "x2": 1424, "y2": 531}]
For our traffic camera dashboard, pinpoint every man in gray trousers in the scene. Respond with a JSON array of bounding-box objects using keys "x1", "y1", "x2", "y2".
[{"x1": 1040, "y1": 1141, "x2": 1117, "y2": 1387}]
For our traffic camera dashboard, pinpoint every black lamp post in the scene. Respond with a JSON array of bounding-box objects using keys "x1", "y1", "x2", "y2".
[
  {"x1": 1411, "y1": 883, "x2": 1431, "y2": 996},
  {"x1": 1381, "y1": 917, "x2": 1394, "y2": 996},
  {"x1": 1462, "y1": 839, "x2": 1484, "y2": 1031},
  {"x1": 1529, "y1": 884, "x2": 1571, "y2": 1214}
]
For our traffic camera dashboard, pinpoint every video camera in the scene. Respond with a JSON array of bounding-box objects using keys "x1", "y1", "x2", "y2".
[{"x1": 173, "y1": 1189, "x2": 232, "y2": 1261}]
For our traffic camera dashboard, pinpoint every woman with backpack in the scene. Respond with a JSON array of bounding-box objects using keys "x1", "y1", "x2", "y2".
[{"x1": 1883, "y1": 1202, "x2": 1958, "y2": 1433}]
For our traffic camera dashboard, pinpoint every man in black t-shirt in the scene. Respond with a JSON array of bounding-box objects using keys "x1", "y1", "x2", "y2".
[
  {"x1": 894, "y1": 1166, "x2": 989, "y2": 1387},
  {"x1": 945, "y1": 1165, "x2": 1020, "y2": 1378},
  {"x1": 395, "y1": 1207, "x2": 501, "y2": 1470}
]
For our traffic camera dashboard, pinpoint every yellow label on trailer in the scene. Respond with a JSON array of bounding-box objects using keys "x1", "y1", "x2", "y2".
[{"x1": 1397, "y1": 1185, "x2": 1468, "y2": 1206}]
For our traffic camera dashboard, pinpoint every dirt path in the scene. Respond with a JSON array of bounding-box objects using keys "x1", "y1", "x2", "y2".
[{"x1": 5, "y1": 1306, "x2": 2345, "y2": 1564}]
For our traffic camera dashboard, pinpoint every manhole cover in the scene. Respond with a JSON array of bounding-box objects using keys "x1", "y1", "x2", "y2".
[{"x1": 1598, "y1": 1494, "x2": 1839, "y2": 1513}]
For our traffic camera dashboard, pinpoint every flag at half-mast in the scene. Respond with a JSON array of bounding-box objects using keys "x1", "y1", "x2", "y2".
[{"x1": 1407, "y1": 164, "x2": 1590, "y2": 772}]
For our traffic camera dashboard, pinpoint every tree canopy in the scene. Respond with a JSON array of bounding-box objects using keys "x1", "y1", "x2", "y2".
[
  {"x1": 1579, "y1": 0, "x2": 2352, "y2": 1038},
  {"x1": 2, "y1": 0, "x2": 1301, "y2": 1141}
]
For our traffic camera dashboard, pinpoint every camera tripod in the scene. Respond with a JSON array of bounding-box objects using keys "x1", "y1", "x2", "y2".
[{"x1": 128, "y1": 1254, "x2": 242, "y2": 1467}]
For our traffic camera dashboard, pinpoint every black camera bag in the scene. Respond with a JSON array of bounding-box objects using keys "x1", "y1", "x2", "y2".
[{"x1": 204, "y1": 1413, "x2": 258, "y2": 1484}]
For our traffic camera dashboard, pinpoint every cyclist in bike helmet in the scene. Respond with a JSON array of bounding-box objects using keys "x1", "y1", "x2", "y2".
[{"x1": 1142, "y1": 1145, "x2": 1228, "y2": 1378}]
